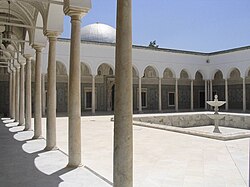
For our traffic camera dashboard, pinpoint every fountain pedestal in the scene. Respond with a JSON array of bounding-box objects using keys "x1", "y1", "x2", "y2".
[
  {"x1": 206, "y1": 95, "x2": 226, "y2": 134},
  {"x1": 206, "y1": 114, "x2": 225, "y2": 133}
]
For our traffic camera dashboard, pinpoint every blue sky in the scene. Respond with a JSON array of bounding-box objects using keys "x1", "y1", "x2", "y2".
[{"x1": 61, "y1": 0, "x2": 250, "y2": 52}]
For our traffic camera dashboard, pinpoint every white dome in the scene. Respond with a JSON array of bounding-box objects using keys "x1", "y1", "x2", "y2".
[{"x1": 81, "y1": 23, "x2": 116, "y2": 43}]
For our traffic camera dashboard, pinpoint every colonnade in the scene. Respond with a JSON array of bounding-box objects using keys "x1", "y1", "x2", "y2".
[{"x1": 5, "y1": 0, "x2": 247, "y2": 186}]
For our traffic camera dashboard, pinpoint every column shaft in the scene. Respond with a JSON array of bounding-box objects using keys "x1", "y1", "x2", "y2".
[
  {"x1": 159, "y1": 77, "x2": 162, "y2": 112},
  {"x1": 42, "y1": 74, "x2": 46, "y2": 116},
  {"x1": 68, "y1": 15, "x2": 82, "y2": 167},
  {"x1": 9, "y1": 71, "x2": 12, "y2": 117},
  {"x1": 138, "y1": 77, "x2": 142, "y2": 112},
  {"x1": 19, "y1": 64, "x2": 25, "y2": 125},
  {"x1": 15, "y1": 67, "x2": 20, "y2": 122},
  {"x1": 225, "y1": 79, "x2": 228, "y2": 111},
  {"x1": 114, "y1": 0, "x2": 133, "y2": 186},
  {"x1": 34, "y1": 47, "x2": 42, "y2": 139},
  {"x1": 243, "y1": 77, "x2": 246, "y2": 112},
  {"x1": 25, "y1": 57, "x2": 32, "y2": 130},
  {"x1": 46, "y1": 35, "x2": 57, "y2": 150},
  {"x1": 191, "y1": 80, "x2": 194, "y2": 110},
  {"x1": 92, "y1": 75, "x2": 95, "y2": 114},
  {"x1": 205, "y1": 80, "x2": 207, "y2": 110},
  {"x1": 175, "y1": 78, "x2": 178, "y2": 111},
  {"x1": 210, "y1": 80, "x2": 213, "y2": 100},
  {"x1": 12, "y1": 70, "x2": 16, "y2": 119}
]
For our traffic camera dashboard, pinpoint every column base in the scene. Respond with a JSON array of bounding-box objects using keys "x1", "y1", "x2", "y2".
[
  {"x1": 24, "y1": 127, "x2": 32, "y2": 131},
  {"x1": 66, "y1": 163, "x2": 83, "y2": 168},
  {"x1": 44, "y1": 146, "x2": 58, "y2": 151},
  {"x1": 18, "y1": 123, "x2": 25, "y2": 126},
  {"x1": 138, "y1": 110, "x2": 143, "y2": 114},
  {"x1": 32, "y1": 135, "x2": 43, "y2": 139}
]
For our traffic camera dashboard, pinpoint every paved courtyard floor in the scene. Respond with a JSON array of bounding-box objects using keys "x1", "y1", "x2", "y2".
[{"x1": 0, "y1": 113, "x2": 249, "y2": 187}]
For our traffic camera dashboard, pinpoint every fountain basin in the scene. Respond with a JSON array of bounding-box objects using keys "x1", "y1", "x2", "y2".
[{"x1": 133, "y1": 112, "x2": 250, "y2": 140}]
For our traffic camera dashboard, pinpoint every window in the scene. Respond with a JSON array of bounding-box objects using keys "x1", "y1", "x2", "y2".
[
  {"x1": 168, "y1": 92, "x2": 175, "y2": 106},
  {"x1": 137, "y1": 88, "x2": 147, "y2": 108}
]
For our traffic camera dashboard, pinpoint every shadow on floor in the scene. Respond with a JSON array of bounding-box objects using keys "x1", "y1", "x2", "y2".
[{"x1": 0, "y1": 118, "x2": 74, "y2": 187}]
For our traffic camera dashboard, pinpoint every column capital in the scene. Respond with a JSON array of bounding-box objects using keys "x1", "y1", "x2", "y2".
[
  {"x1": 32, "y1": 45, "x2": 44, "y2": 52},
  {"x1": 64, "y1": 7, "x2": 90, "y2": 19},
  {"x1": 23, "y1": 54, "x2": 33, "y2": 61},
  {"x1": 44, "y1": 31, "x2": 61, "y2": 39}
]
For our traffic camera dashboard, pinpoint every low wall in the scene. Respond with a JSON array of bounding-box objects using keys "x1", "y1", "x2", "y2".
[{"x1": 133, "y1": 113, "x2": 250, "y2": 129}]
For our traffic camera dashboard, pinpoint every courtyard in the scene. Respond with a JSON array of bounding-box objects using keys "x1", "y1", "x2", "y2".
[{"x1": 0, "y1": 113, "x2": 248, "y2": 187}]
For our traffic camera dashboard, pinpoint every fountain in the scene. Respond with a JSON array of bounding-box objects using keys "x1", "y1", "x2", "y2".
[{"x1": 206, "y1": 95, "x2": 226, "y2": 133}]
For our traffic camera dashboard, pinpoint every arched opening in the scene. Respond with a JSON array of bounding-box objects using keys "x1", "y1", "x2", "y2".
[
  {"x1": 56, "y1": 61, "x2": 68, "y2": 113},
  {"x1": 162, "y1": 68, "x2": 175, "y2": 110},
  {"x1": 97, "y1": 63, "x2": 114, "y2": 111},
  {"x1": 141, "y1": 66, "x2": 159, "y2": 110},
  {"x1": 212, "y1": 70, "x2": 224, "y2": 104},
  {"x1": 228, "y1": 68, "x2": 242, "y2": 110},
  {"x1": 178, "y1": 69, "x2": 190, "y2": 110},
  {"x1": 194, "y1": 71, "x2": 205, "y2": 109}
]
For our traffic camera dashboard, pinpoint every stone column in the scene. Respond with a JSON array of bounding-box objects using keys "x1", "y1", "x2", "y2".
[
  {"x1": 63, "y1": 11, "x2": 84, "y2": 167},
  {"x1": 24, "y1": 56, "x2": 32, "y2": 130},
  {"x1": 175, "y1": 78, "x2": 178, "y2": 111},
  {"x1": 225, "y1": 79, "x2": 228, "y2": 111},
  {"x1": 9, "y1": 68, "x2": 12, "y2": 117},
  {"x1": 210, "y1": 80, "x2": 213, "y2": 100},
  {"x1": 158, "y1": 77, "x2": 162, "y2": 112},
  {"x1": 15, "y1": 66, "x2": 20, "y2": 122},
  {"x1": 19, "y1": 62, "x2": 25, "y2": 126},
  {"x1": 243, "y1": 77, "x2": 246, "y2": 112},
  {"x1": 11, "y1": 66, "x2": 16, "y2": 119},
  {"x1": 191, "y1": 79, "x2": 194, "y2": 111},
  {"x1": 45, "y1": 32, "x2": 58, "y2": 150},
  {"x1": 113, "y1": 0, "x2": 133, "y2": 186},
  {"x1": 41, "y1": 74, "x2": 46, "y2": 117},
  {"x1": 205, "y1": 80, "x2": 207, "y2": 110},
  {"x1": 33, "y1": 46, "x2": 43, "y2": 139},
  {"x1": 92, "y1": 75, "x2": 96, "y2": 114},
  {"x1": 138, "y1": 77, "x2": 142, "y2": 112}
]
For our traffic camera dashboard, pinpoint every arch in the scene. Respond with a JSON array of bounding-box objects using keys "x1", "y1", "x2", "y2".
[
  {"x1": 56, "y1": 61, "x2": 67, "y2": 75},
  {"x1": 33, "y1": 12, "x2": 47, "y2": 46},
  {"x1": 180, "y1": 69, "x2": 190, "y2": 79},
  {"x1": 132, "y1": 65, "x2": 139, "y2": 77},
  {"x1": 194, "y1": 71, "x2": 203, "y2": 81},
  {"x1": 143, "y1": 65, "x2": 159, "y2": 78},
  {"x1": 97, "y1": 63, "x2": 114, "y2": 76},
  {"x1": 228, "y1": 68, "x2": 241, "y2": 79},
  {"x1": 247, "y1": 68, "x2": 250, "y2": 78},
  {"x1": 163, "y1": 68, "x2": 174, "y2": 79},
  {"x1": 213, "y1": 70, "x2": 223, "y2": 80},
  {"x1": 210, "y1": 69, "x2": 224, "y2": 80},
  {"x1": 81, "y1": 62, "x2": 91, "y2": 76}
]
